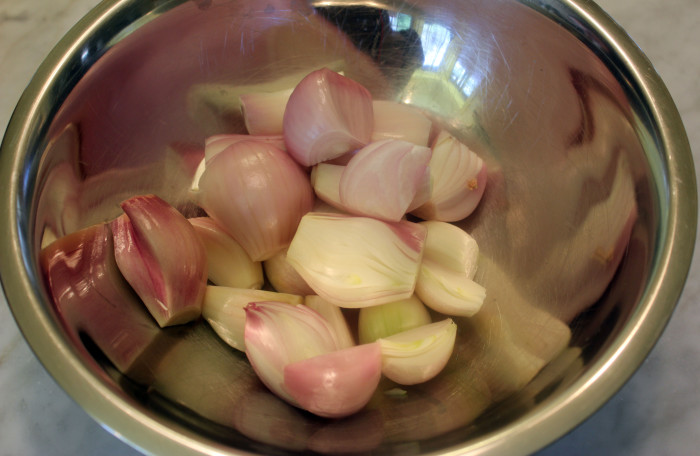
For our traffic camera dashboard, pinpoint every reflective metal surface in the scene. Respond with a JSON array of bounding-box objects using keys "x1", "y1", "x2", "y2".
[{"x1": 0, "y1": 0, "x2": 695, "y2": 455}]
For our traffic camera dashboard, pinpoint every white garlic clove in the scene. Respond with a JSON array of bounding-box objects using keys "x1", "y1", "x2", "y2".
[
  {"x1": 415, "y1": 220, "x2": 485, "y2": 316},
  {"x1": 378, "y1": 319, "x2": 457, "y2": 385},
  {"x1": 304, "y1": 295, "x2": 356, "y2": 349},
  {"x1": 358, "y1": 295, "x2": 432, "y2": 344},
  {"x1": 240, "y1": 88, "x2": 293, "y2": 135},
  {"x1": 189, "y1": 217, "x2": 263, "y2": 289},
  {"x1": 412, "y1": 130, "x2": 487, "y2": 222},
  {"x1": 263, "y1": 247, "x2": 315, "y2": 296},
  {"x1": 286, "y1": 213, "x2": 426, "y2": 307}
]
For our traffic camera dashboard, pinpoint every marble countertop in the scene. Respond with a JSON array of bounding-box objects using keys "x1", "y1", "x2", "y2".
[{"x1": 1, "y1": 0, "x2": 698, "y2": 455}]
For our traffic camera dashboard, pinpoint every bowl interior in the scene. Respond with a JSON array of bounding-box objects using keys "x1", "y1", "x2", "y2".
[{"x1": 2, "y1": 0, "x2": 694, "y2": 455}]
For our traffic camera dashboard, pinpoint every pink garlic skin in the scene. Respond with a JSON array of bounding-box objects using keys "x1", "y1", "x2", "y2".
[
  {"x1": 197, "y1": 140, "x2": 314, "y2": 261},
  {"x1": 284, "y1": 343, "x2": 382, "y2": 418},
  {"x1": 339, "y1": 139, "x2": 432, "y2": 222},
  {"x1": 283, "y1": 68, "x2": 373, "y2": 167},
  {"x1": 111, "y1": 194, "x2": 207, "y2": 327},
  {"x1": 244, "y1": 301, "x2": 340, "y2": 404}
]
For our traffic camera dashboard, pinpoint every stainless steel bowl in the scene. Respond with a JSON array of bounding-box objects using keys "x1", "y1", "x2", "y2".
[{"x1": 0, "y1": 0, "x2": 696, "y2": 454}]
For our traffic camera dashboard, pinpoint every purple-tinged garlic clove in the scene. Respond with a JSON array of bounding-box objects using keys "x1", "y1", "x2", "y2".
[
  {"x1": 244, "y1": 301, "x2": 341, "y2": 404},
  {"x1": 339, "y1": 139, "x2": 431, "y2": 222},
  {"x1": 284, "y1": 342, "x2": 382, "y2": 418},
  {"x1": 197, "y1": 140, "x2": 314, "y2": 261},
  {"x1": 283, "y1": 68, "x2": 373, "y2": 166},
  {"x1": 40, "y1": 223, "x2": 164, "y2": 383},
  {"x1": 202, "y1": 286, "x2": 303, "y2": 352},
  {"x1": 111, "y1": 194, "x2": 207, "y2": 327}
]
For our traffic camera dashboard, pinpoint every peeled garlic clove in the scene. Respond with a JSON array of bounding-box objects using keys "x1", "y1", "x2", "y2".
[
  {"x1": 240, "y1": 88, "x2": 293, "y2": 135},
  {"x1": 358, "y1": 295, "x2": 432, "y2": 344},
  {"x1": 197, "y1": 140, "x2": 314, "y2": 261},
  {"x1": 339, "y1": 140, "x2": 431, "y2": 222},
  {"x1": 263, "y1": 247, "x2": 315, "y2": 296},
  {"x1": 286, "y1": 213, "x2": 426, "y2": 307},
  {"x1": 371, "y1": 100, "x2": 432, "y2": 146},
  {"x1": 284, "y1": 343, "x2": 382, "y2": 418},
  {"x1": 189, "y1": 217, "x2": 263, "y2": 289},
  {"x1": 421, "y1": 220, "x2": 480, "y2": 280},
  {"x1": 416, "y1": 266, "x2": 486, "y2": 317},
  {"x1": 244, "y1": 301, "x2": 340, "y2": 403},
  {"x1": 202, "y1": 286, "x2": 303, "y2": 351},
  {"x1": 415, "y1": 221, "x2": 485, "y2": 316},
  {"x1": 305, "y1": 295, "x2": 355, "y2": 349},
  {"x1": 310, "y1": 163, "x2": 346, "y2": 211},
  {"x1": 283, "y1": 68, "x2": 373, "y2": 166},
  {"x1": 412, "y1": 130, "x2": 487, "y2": 222},
  {"x1": 204, "y1": 134, "x2": 286, "y2": 163},
  {"x1": 379, "y1": 319, "x2": 457, "y2": 385},
  {"x1": 111, "y1": 194, "x2": 207, "y2": 327}
]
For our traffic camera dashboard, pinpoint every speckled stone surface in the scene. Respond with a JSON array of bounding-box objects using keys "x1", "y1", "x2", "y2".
[{"x1": 1, "y1": 0, "x2": 698, "y2": 454}]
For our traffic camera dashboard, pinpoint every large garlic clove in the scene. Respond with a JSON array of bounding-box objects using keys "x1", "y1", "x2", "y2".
[
  {"x1": 263, "y1": 247, "x2": 315, "y2": 296},
  {"x1": 40, "y1": 223, "x2": 164, "y2": 383},
  {"x1": 189, "y1": 217, "x2": 263, "y2": 289},
  {"x1": 283, "y1": 68, "x2": 373, "y2": 166},
  {"x1": 415, "y1": 221, "x2": 485, "y2": 317},
  {"x1": 284, "y1": 343, "x2": 382, "y2": 418},
  {"x1": 111, "y1": 194, "x2": 207, "y2": 327},
  {"x1": 197, "y1": 140, "x2": 314, "y2": 262},
  {"x1": 204, "y1": 134, "x2": 287, "y2": 163},
  {"x1": 339, "y1": 139, "x2": 431, "y2": 222},
  {"x1": 412, "y1": 130, "x2": 487, "y2": 222},
  {"x1": 358, "y1": 295, "x2": 432, "y2": 344},
  {"x1": 286, "y1": 213, "x2": 426, "y2": 307},
  {"x1": 240, "y1": 89, "x2": 293, "y2": 135},
  {"x1": 378, "y1": 319, "x2": 457, "y2": 385},
  {"x1": 371, "y1": 100, "x2": 432, "y2": 146},
  {"x1": 244, "y1": 301, "x2": 340, "y2": 403},
  {"x1": 422, "y1": 220, "x2": 480, "y2": 279},
  {"x1": 305, "y1": 295, "x2": 356, "y2": 349},
  {"x1": 202, "y1": 286, "x2": 303, "y2": 351}
]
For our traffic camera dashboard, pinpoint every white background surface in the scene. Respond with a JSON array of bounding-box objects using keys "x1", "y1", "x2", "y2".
[{"x1": 1, "y1": 0, "x2": 698, "y2": 454}]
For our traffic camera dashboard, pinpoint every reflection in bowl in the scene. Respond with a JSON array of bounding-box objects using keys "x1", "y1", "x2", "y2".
[{"x1": 0, "y1": 0, "x2": 695, "y2": 455}]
